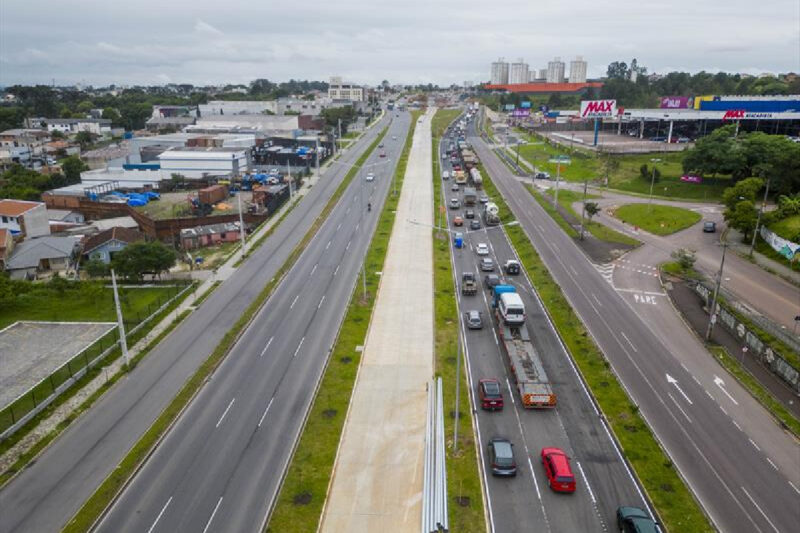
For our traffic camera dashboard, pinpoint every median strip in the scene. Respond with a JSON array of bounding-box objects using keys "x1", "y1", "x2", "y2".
[{"x1": 63, "y1": 126, "x2": 390, "y2": 533}]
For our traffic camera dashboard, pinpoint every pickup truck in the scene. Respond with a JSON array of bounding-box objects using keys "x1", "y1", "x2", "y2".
[{"x1": 461, "y1": 272, "x2": 477, "y2": 295}]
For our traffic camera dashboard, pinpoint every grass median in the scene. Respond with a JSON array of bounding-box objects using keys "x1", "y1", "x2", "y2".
[
  {"x1": 612, "y1": 203, "x2": 701, "y2": 236},
  {"x1": 266, "y1": 113, "x2": 418, "y2": 531},
  {"x1": 432, "y1": 108, "x2": 485, "y2": 530},
  {"x1": 63, "y1": 127, "x2": 390, "y2": 533},
  {"x1": 482, "y1": 164, "x2": 713, "y2": 532}
]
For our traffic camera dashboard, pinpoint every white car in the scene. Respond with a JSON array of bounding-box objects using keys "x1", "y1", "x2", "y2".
[
  {"x1": 366, "y1": 173, "x2": 375, "y2": 182},
  {"x1": 476, "y1": 243, "x2": 489, "y2": 255}
]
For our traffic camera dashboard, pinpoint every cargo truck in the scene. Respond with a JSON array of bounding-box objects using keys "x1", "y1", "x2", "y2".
[
  {"x1": 497, "y1": 322, "x2": 556, "y2": 408},
  {"x1": 469, "y1": 168, "x2": 483, "y2": 189},
  {"x1": 463, "y1": 187, "x2": 477, "y2": 206},
  {"x1": 461, "y1": 272, "x2": 477, "y2": 295},
  {"x1": 484, "y1": 202, "x2": 500, "y2": 226},
  {"x1": 455, "y1": 170, "x2": 467, "y2": 185}
]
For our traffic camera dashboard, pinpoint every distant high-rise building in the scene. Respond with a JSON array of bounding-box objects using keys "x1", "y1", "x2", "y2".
[
  {"x1": 529, "y1": 71, "x2": 537, "y2": 83},
  {"x1": 546, "y1": 57, "x2": 565, "y2": 83},
  {"x1": 490, "y1": 58, "x2": 509, "y2": 85},
  {"x1": 509, "y1": 59, "x2": 529, "y2": 84},
  {"x1": 569, "y1": 56, "x2": 588, "y2": 83},
  {"x1": 537, "y1": 69, "x2": 547, "y2": 81}
]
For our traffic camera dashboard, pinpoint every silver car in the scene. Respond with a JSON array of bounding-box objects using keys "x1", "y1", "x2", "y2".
[{"x1": 465, "y1": 310, "x2": 483, "y2": 329}]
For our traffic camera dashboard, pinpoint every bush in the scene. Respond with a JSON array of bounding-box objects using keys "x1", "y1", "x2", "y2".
[{"x1": 671, "y1": 248, "x2": 697, "y2": 270}]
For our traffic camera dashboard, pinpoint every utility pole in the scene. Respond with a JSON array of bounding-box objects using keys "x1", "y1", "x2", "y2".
[
  {"x1": 287, "y1": 160, "x2": 292, "y2": 199},
  {"x1": 705, "y1": 243, "x2": 728, "y2": 342},
  {"x1": 579, "y1": 179, "x2": 588, "y2": 240},
  {"x1": 338, "y1": 119, "x2": 342, "y2": 146},
  {"x1": 749, "y1": 177, "x2": 770, "y2": 257},
  {"x1": 111, "y1": 269, "x2": 129, "y2": 368},
  {"x1": 554, "y1": 161, "x2": 561, "y2": 208},
  {"x1": 237, "y1": 192, "x2": 246, "y2": 257},
  {"x1": 453, "y1": 330, "x2": 462, "y2": 453},
  {"x1": 315, "y1": 138, "x2": 320, "y2": 178},
  {"x1": 648, "y1": 158, "x2": 661, "y2": 210}
]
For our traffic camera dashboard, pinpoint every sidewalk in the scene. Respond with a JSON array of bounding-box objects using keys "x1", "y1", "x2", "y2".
[{"x1": 320, "y1": 110, "x2": 435, "y2": 531}]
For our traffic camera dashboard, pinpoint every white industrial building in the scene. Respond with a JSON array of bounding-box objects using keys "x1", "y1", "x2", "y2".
[
  {"x1": 25, "y1": 118, "x2": 112, "y2": 136},
  {"x1": 328, "y1": 77, "x2": 365, "y2": 102},
  {"x1": 490, "y1": 59, "x2": 510, "y2": 85},
  {"x1": 199, "y1": 100, "x2": 277, "y2": 116},
  {"x1": 509, "y1": 60, "x2": 529, "y2": 85},
  {"x1": 547, "y1": 57, "x2": 566, "y2": 83},
  {"x1": 157, "y1": 147, "x2": 251, "y2": 179},
  {"x1": 189, "y1": 115, "x2": 311, "y2": 134},
  {"x1": 569, "y1": 56, "x2": 588, "y2": 83}
]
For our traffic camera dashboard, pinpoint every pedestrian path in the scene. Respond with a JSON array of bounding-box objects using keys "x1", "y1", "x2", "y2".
[{"x1": 320, "y1": 109, "x2": 435, "y2": 531}]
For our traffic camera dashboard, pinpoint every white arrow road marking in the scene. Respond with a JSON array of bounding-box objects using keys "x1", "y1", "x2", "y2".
[
  {"x1": 713, "y1": 375, "x2": 739, "y2": 405},
  {"x1": 666, "y1": 374, "x2": 693, "y2": 405}
]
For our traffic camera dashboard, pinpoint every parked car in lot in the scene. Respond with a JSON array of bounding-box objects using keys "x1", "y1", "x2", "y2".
[
  {"x1": 703, "y1": 221, "x2": 716, "y2": 233},
  {"x1": 453, "y1": 216, "x2": 464, "y2": 226},
  {"x1": 450, "y1": 198, "x2": 460, "y2": 209},
  {"x1": 488, "y1": 437, "x2": 517, "y2": 476},
  {"x1": 478, "y1": 378, "x2": 504, "y2": 410},
  {"x1": 540, "y1": 447, "x2": 576, "y2": 493},
  {"x1": 476, "y1": 243, "x2": 489, "y2": 255},
  {"x1": 465, "y1": 209, "x2": 475, "y2": 219},
  {"x1": 470, "y1": 219, "x2": 481, "y2": 230},
  {"x1": 479, "y1": 194, "x2": 489, "y2": 203},
  {"x1": 484, "y1": 274, "x2": 501, "y2": 291},
  {"x1": 480, "y1": 258, "x2": 495, "y2": 272},
  {"x1": 616, "y1": 506, "x2": 660, "y2": 533},
  {"x1": 465, "y1": 309, "x2": 483, "y2": 329}
]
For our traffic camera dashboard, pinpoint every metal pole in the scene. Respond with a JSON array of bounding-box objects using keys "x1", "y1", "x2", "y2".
[
  {"x1": 287, "y1": 160, "x2": 292, "y2": 198},
  {"x1": 554, "y1": 161, "x2": 561, "y2": 208},
  {"x1": 579, "y1": 179, "x2": 588, "y2": 240},
  {"x1": 111, "y1": 269, "x2": 129, "y2": 368},
  {"x1": 338, "y1": 118, "x2": 342, "y2": 146},
  {"x1": 648, "y1": 158, "x2": 661, "y2": 210},
  {"x1": 453, "y1": 330, "x2": 461, "y2": 453},
  {"x1": 705, "y1": 244, "x2": 728, "y2": 342},
  {"x1": 749, "y1": 177, "x2": 770, "y2": 257},
  {"x1": 315, "y1": 138, "x2": 320, "y2": 178},
  {"x1": 238, "y1": 192, "x2": 246, "y2": 257}
]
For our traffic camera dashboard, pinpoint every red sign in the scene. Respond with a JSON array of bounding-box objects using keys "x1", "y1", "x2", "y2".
[
  {"x1": 722, "y1": 110, "x2": 746, "y2": 121},
  {"x1": 580, "y1": 99, "x2": 617, "y2": 118}
]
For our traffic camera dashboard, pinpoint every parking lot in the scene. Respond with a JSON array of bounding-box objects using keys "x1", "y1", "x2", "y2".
[{"x1": 538, "y1": 130, "x2": 690, "y2": 154}]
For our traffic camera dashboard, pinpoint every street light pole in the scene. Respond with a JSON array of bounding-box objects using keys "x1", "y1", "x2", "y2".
[
  {"x1": 111, "y1": 269, "x2": 129, "y2": 368},
  {"x1": 749, "y1": 177, "x2": 770, "y2": 257},
  {"x1": 579, "y1": 179, "x2": 588, "y2": 240},
  {"x1": 648, "y1": 158, "x2": 661, "y2": 210},
  {"x1": 554, "y1": 161, "x2": 561, "y2": 208},
  {"x1": 705, "y1": 243, "x2": 728, "y2": 342},
  {"x1": 453, "y1": 329, "x2": 462, "y2": 453}
]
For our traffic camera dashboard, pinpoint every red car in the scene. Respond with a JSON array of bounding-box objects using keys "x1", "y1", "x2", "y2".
[
  {"x1": 379, "y1": 151, "x2": 386, "y2": 158},
  {"x1": 478, "y1": 378, "x2": 504, "y2": 410},
  {"x1": 540, "y1": 447, "x2": 576, "y2": 493}
]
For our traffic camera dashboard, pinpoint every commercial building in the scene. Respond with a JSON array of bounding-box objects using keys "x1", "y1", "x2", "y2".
[
  {"x1": 157, "y1": 147, "x2": 251, "y2": 179},
  {"x1": 509, "y1": 59, "x2": 530, "y2": 85},
  {"x1": 0, "y1": 199, "x2": 50, "y2": 238},
  {"x1": 328, "y1": 77, "x2": 365, "y2": 102},
  {"x1": 199, "y1": 100, "x2": 277, "y2": 116},
  {"x1": 547, "y1": 57, "x2": 566, "y2": 83},
  {"x1": 569, "y1": 56, "x2": 588, "y2": 84},
  {"x1": 26, "y1": 118, "x2": 112, "y2": 136},
  {"x1": 490, "y1": 59, "x2": 510, "y2": 85},
  {"x1": 483, "y1": 82, "x2": 603, "y2": 94},
  {"x1": 189, "y1": 114, "x2": 323, "y2": 135}
]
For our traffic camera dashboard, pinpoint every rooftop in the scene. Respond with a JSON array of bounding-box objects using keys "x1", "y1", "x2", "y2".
[
  {"x1": 0, "y1": 199, "x2": 43, "y2": 217},
  {"x1": 6, "y1": 236, "x2": 80, "y2": 270},
  {"x1": 83, "y1": 226, "x2": 144, "y2": 254},
  {"x1": 484, "y1": 82, "x2": 603, "y2": 93}
]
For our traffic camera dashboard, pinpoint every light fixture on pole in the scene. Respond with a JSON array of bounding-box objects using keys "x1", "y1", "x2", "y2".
[{"x1": 749, "y1": 177, "x2": 770, "y2": 257}]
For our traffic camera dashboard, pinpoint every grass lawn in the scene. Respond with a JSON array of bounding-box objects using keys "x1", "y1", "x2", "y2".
[
  {"x1": 612, "y1": 204, "x2": 701, "y2": 236},
  {"x1": 540, "y1": 188, "x2": 641, "y2": 246},
  {"x1": 768, "y1": 214, "x2": 800, "y2": 242}
]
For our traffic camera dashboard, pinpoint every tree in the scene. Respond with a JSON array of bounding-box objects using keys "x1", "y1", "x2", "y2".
[
  {"x1": 111, "y1": 241, "x2": 176, "y2": 281},
  {"x1": 722, "y1": 177, "x2": 765, "y2": 211},
  {"x1": 724, "y1": 200, "x2": 759, "y2": 241},
  {"x1": 584, "y1": 202, "x2": 601, "y2": 221},
  {"x1": 682, "y1": 125, "x2": 745, "y2": 177},
  {"x1": 60, "y1": 155, "x2": 88, "y2": 184},
  {"x1": 606, "y1": 61, "x2": 629, "y2": 80},
  {"x1": 671, "y1": 248, "x2": 697, "y2": 270},
  {"x1": 102, "y1": 107, "x2": 122, "y2": 126},
  {"x1": 75, "y1": 130, "x2": 97, "y2": 148},
  {"x1": 84, "y1": 258, "x2": 109, "y2": 278}
]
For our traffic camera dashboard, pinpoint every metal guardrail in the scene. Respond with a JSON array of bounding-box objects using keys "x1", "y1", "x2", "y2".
[{"x1": 422, "y1": 377, "x2": 448, "y2": 533}]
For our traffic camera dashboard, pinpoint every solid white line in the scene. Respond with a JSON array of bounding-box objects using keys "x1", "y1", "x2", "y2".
[
  {"x1": 147, "y1": 496, "x2": 172, "y2": 533},
  {"x1": 318, "y1": 295, "x2": 325, "y2": 309},
  {"x1": 620, "y1": 331, "x2": 638, "y2": 352},
  {"x1": 259, "y1": 336, "x2": 273, "y2": 357},
  {"x1": 748, "y1": 438, "x2": 761, "y2": 452},
  {"x1": 591, "y1": 293, "x2": 602, "y2": 307},
  {"x1": 527, "y1": 456, "x2": 541, "y2": 499},
  {"x1": 576, "y1": 461, "x2": 596, "y2": 503},
  {"x1": 505, "y1": 377, "x2": 516, "y2": 406},
  {"x1": 293, "y1": 337, "x2": 305, "y2": 358},
  {"x1": 326, "y1": 240, "x2": 331, "y2": 250},
  {"x1": 310, "y1": 264, "x2": 318, "y2": 276},
  {"x1": 290, "y1": 295, "x2": 299, "y2": 309},
  {"x1": 215, "y1": 398, "x2": 235, "y2": 428},
  {"x1": 667, "y1": 393, "x2": 692, "y2": 423},
  {"x1": 569, "y1": 265, "x2": 578, "y2": 276},
  {"x1": 741, "y1": 486, "x2": 780, "y2": 533},
  {"x1": 588, "y1": 301, "x2": 600, "y2": 315},
  {"x1": 492, "y1": 328, "x2": 498, "y2": 345},
  {"x1": 202, "y1": 497, "x2": 224, "y2": 533},
  {"x1": 258, "y1": 397, "x2": 274, "y2": 427},
  {"x1": 766, "y1": 458, "x2": 778, "y2": 470}
]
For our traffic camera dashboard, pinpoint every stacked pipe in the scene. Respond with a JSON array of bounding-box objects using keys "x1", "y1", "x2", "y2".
[{"x1": 422, "y1": 377, "x2": 449, "y2": 533}]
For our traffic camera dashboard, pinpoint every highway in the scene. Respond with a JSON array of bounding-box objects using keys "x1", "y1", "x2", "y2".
[
  {"x1": 439, "y1": 118, "x2": 650, "y2": 533},
  {"x1": 0, "y1": 112, "x2": 400, "y2": 533},
  {"x1": 472, "y1": 116, "x2": 800, "y2": 533},
  {"x1": 94, "y1": 112, "x2": 411, "y2": 532}
]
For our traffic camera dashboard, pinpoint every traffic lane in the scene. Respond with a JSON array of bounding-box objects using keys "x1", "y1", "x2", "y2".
[
  {"x1": 0, "y1": 113, "x2": 395, "y2": 533},
  {"x1": 97, "y1": 115, "x2": 410, "y2": 532},
  {"x1": 475, "y1": 137, "x2": 799, "y2": 533}
]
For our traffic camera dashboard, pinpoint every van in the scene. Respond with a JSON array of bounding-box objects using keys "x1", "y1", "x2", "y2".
[
  {"x1": 442, "y1": 171, "x2": 450, "y2": 180},
  {"x1": 498, "y1": 292, "x2": 525, "y2": 325}
]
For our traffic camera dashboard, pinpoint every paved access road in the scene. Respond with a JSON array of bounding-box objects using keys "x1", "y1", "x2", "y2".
[
  {"x1": 0, "y1": 113, "x2": 399, "y2": 533},
  {"x1": 93, "y1": 113, "x2": 411, "y2": 533},
  {"x1": 439, "y1": 122, "x2": 650, "y2": 533},
  {"x1": 471, "y1": 119, "x2": 800, "y2": 533}
]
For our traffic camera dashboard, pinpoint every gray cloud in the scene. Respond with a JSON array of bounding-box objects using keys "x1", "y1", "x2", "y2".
[{"x1": 0, "y1": 0, "x2": 798, "y2": 87}]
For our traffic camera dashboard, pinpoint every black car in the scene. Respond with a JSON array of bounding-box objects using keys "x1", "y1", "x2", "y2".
[
  {"x1": 465, "y1": 209, "x2": 475, "y2": 219},
  {"x1": 535, "y1": 171, "x2": 551, "y2": 180},
  {"x1": 616, "y1": 506, "x2": 660, "y2": 533},
  {"x1": 484, "y1": 274, "x2": 501, "y2": 291},
  {"x1": 703, "y1": 221, "x2": 717, "y2": 233},
  {"x1": 488, "y1": 437, "x2": 517, "y2": 476},
  {"x1": 470, "y1": 219, "x2": 481, "y2": 230}
]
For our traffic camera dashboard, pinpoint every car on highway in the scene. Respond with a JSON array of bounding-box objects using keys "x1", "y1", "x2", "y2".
[
  {"x1": 478, "y1": 378, "x2": 504, "y2": 410},
  {"x1": 616, "y1": 506, "x2": 660, "y2": 533},
  {"x1": 540, "y1": 447, "x2": 576, "y2": 493},
  {"x1": 379, "y1": 151, "x2": 386, "y2": 158},
  {"x1": 480, "y1": 258, "x2": 495, "y2": 272},
  {"x1": 484, "y1": 273, "x2": 501, "y2": 291},
  {"x1": 453, "y1": 232, "x2": 464, "y2": 247},
  {"x1": 392, "y1": 135, "x2": 397, "y2": 140},
  {"x1": 465, "y1": 309, "x2": 483, "y2": 329},
  {"x1": 535, "y1": 171, "x2": 551, "y2": 179},
  {"x1": 479, "y1": 194, "x2": 489, "y2": 204},
  {"x1": 442, "y1": 171, "x2": 450, "y2": 180},
  {"x1": 378, "y1": 143, "x2": 384, "y2": 148},
  {"x1": 453, "y1": 216, "x2": 464, "y2": 226},
  {"x1": 504, "y1": 260, "x2": 521, "y2": 275},
  {"x1": 470, "y1": 219, "x2": 481, "y2": 230},
  {"x1": 488, "y1": 437, "x2": 517, "y2": 476},
  {"x1": 465, "y1": 209, "x2": 475, "y2": 219},
  {"x1": 476, "y1": 243, "x2": 489, "y2": 255},
  {"x1": 450, "y1": 198, "x2": 460, "y2": 209},
  {"x1": 676, "y1": 136, "x2": 692, "y2": 143},
  {"x1": 703, "y1": 221, "x2": 717, "y2": 233},
  {"x1": 451, "y1": 183, "x2": 460, "y2": 192},
  {"x1": 365, "y1": 173, "x2": 375, "y2": 182}
]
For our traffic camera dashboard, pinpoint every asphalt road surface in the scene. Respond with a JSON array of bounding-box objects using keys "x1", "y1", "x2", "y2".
[
  {"x1": 439, "y1": 120, "x2": 651, "y2": 533},
  {"x1": 93, "y1": 113, "x2": 411, "y2": 533},
  {"x1": 472, "y1": 117, "x2": 800, "y2": 533},
  {"x1": 0, "y1": 112, "x2": 400, "y2": 533}
]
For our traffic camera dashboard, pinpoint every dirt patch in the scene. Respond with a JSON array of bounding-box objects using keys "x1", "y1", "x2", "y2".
[
  {"x1": 551, "y1": 201, "x2": 635, "y2": 263},
  {"x1": 293, "y1": 491, "x2": 312, "y2": 505}
]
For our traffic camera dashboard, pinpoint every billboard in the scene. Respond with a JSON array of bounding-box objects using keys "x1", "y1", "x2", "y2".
[
  {"x1": 580, "y1": 99, "x2": 617, "y2": 118},
  {"x1": 520, "y1": 101, "x2": 532, "y2": 108},
  {"x1": 660, "y1": 96, "x2": 693, "y2": 109},
  {"x1": 504, "y1": 104, "x2": 516, "y2": 111},
  {"x1": 511, "y1": 109, "x2": 530, "y2": 117}
]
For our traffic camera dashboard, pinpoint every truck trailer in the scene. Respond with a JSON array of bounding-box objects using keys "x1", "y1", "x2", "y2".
[
  {"x1": 497, "y1": 322, "x2": 556, "y2": 408},
  {"x1": 463, "y1": 186, "x2": 477, "y2": 206}
]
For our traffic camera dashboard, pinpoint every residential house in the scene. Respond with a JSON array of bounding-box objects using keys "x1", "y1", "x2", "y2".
[
  {"x1": 47, "y1": 209, "x2": 86, "y2": 233},
  {"x1": 0, "y1": 228, "x2": 14, "y2": 269},
  {"x1": 0, "y1": 199, "x2": 51, "y2": 238},
  {"x1": 25, "y1": 118, "x2": 112, "y2": 136},
  {"x1": 0, "y1": 129, "x2": 51, "y2": 168},
  {"x1": 5, "y1": 235, "x2": 81, "y2": 279},
  {"x1": 82, "y1": 226, "x2": 144, "y2": 264},
  {"x1": 180, "y1": 221, "x2": 241, "y2": 250}
]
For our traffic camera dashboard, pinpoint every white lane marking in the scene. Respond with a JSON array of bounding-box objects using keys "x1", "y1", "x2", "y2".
[
  {"x1": 719, "y1": 405, "x2": 727, "y2": 416},
  {"x1": 576, "y1": 461, "x2": 596, "y2": 503},
  {"x1": 334, "y1": 264, "x2": 340, "y2": 276},
  {"x1": 346, "y1": 240, "x2": 351, "y2": 251},
  {"x1": 259, "y1": 336, "x2": 273, "y2": 357},
  {"x1": 505, "y1": 377, "x2": 516, "y2": 406},
  {"x1": 748, "y1": 438, "x2": 761, "y2": 452},
  {"x1": 588, "y1": 300, "x2": 600, "y2": 315},
  {"x1": 326, "y1": 240, "x2": 331, "y2": 250},
  {"x1": 667, "y1": 393, "x2": 692, "y2": 423},
  {"x1": 620, "y1": 331, "x2": 638, "y2": 352},
  {"x1": 215, "y1": 398, "x2": 235, "y2": 428},
  {"x1": 741, "y1": 486, "x2": 780, "y2": 533},
  {"x1": 346, "y1": 207, "x2": 350, "y2": 214},
  {"x1": 680, "y1": 362, "x2": 690, "y2": 373},
  {"x1": 766, "y1": 458, "x2": 777, "y2": 470},
  {"x1": 732, "y1": 419, "x2": 742, "y2": 431},
  {"x1": 355, "y1": 223, "x2": 360, "y2": 232},
  {"x1": 666, "y1": 374, "x2": 693, "y2": 404},
  {"x1": 290, "y1": 295, "x2": 299, "y2": 309},
  {"x1": 202, "y1": 497, "x2": 223, "y2": 533},
  {"x1": 527, "y1": 456, "x2": 541, "y2": 499},
  {"x1": 591, "y1": 293, "x2": 602, "y2": 307},
  {"x1": 713, "y1": 376, "x2": 739, "y2": 405},
  {"x1": 147, "y1": 496, "x2": 172, "y2": 533},
  {"x1": 293, "y1": 337, "x2": 305, "y2": 358},
  {"x1": 258, "y1": 397, "x2": 274, "y2": 427},
  {"x1": 569, "y1": 265, "x2": 578, "y2": 276},
  {"x1": 492, "y1": 328, "x2": 498, "y2": 345},
  {"x1": 318, "y1": 295, "x2": 325, "y2": 309},
  {"x1": 704, "y1": 389, "x2": 714, "y2": 401},
  {"x1": 789, "y1": 481, "x2": 800, "y2": 495},
  {"x1": 310, "y1": 264, "x2": 318, "y2": 277},
  {"x1": 336, "y1": 223, "x2": 342, "y2": 231}
]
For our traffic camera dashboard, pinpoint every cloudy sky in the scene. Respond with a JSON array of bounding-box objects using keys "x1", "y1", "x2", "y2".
[{"x1": 1, "y1": 0, "x2": 798, "y2": 87}]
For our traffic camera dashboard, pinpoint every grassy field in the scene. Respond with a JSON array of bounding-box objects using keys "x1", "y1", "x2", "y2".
[
  {"x1": 267, "y1": 112, "x2": 420, "y2": 532},
  {"x1": 482, "y1": 166, "x2": 713, "y2": 531},
  {"x1": 431, "y1": 107, "x2": 485, "y2": 530},
  {"x1": 769, "y1": 214, "x2": 800, "y2": 241},
  {"x1": 611, "y1": 204, "x2": 701, "y2": 235}
]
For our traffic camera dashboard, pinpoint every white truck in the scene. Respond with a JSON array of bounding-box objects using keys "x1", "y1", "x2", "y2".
[
  {"x1": 469, "y1": 167, "x2": 483, "y2": 189},
  {"x1": 484, "y1": 202, "x2": 500, "y2": 226}
]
